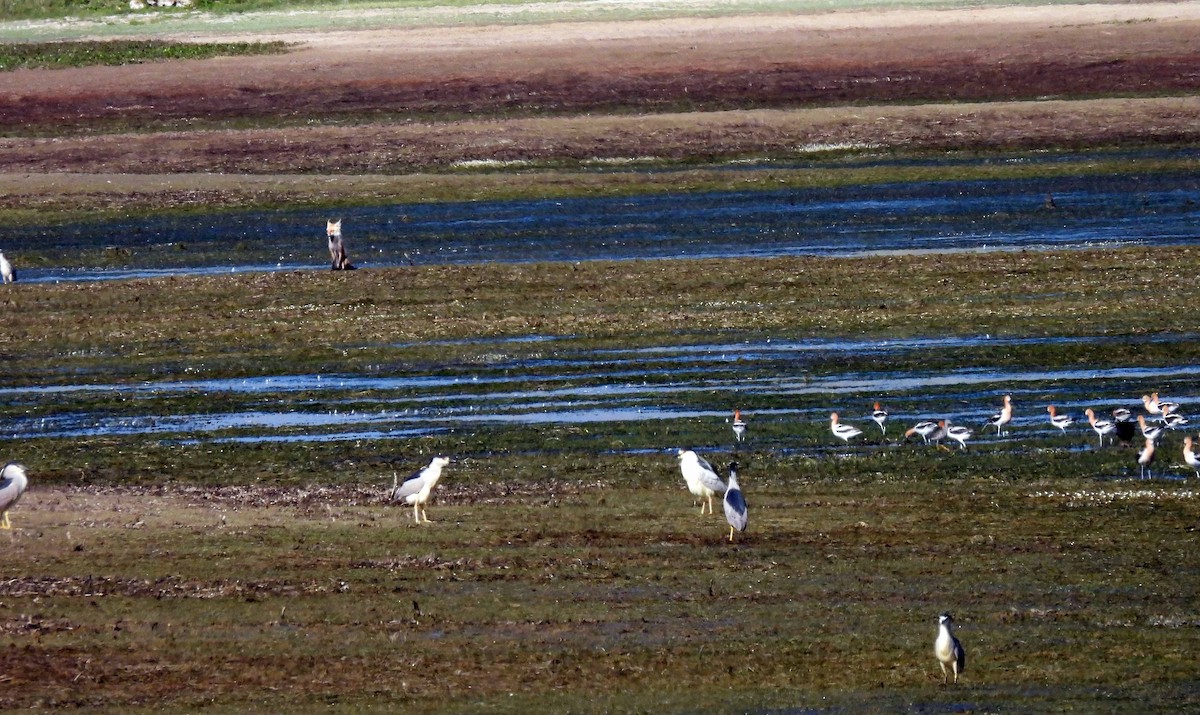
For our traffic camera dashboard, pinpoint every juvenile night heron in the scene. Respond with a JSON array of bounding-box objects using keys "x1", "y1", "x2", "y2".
[
  {"x1": 391, "y1": 456, "x2": 451, "y2": 524},
  {"x1": 934, "y1": 613, "x2": 966, "y2": 685},
  {"x1": 731, "y1": 409, "x2": 747, "y2": 443},
  {"x1": 722, "y1": 461, "x2": 748, "y2": 542},
  {"x1": 986, "y1": 394, "x2": 1013, "y2": 436},
  {"x1": 0, "y1": 252, "x2": 13, "y2": 284},
  {"x1": 325, "y1": 219, "x2": 355, "y2": 270},
  {"x1": 0, "y1": 462, "x2": 28, "y2": 530},
  {"x1": 677, "y1": 449, "x2": 726, "y2": 515},
  {"x1": 830, "y1": 412, "x2": 863, "y2": 444}
]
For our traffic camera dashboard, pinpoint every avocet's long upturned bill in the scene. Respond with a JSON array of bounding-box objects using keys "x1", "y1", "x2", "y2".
[
  {"x1": 935, "y1": 613, "x2": 966, "y2": 685},
  {"x1": 986, "y1": 395, "x2": 1013, "y2": 436},
  {"x1": 1046, "y1": 405, "x2": 1073, "y2": 434},
  {"x1": 1085, "y1": 408, "x2": 1115, "y2": 448},
  {"x1": 830, "y1": 412, "x2": 863, "y2": 444},
  {"x1": 722, "y1": 461, "x2": 748, "y2": 542},
  {"x1": 871, "y1": 402, "x2": 889, "y2": 435},
  {"x1": 677, "y1": 449, "x2": 727, "y2": 515},
  {"x1": 0, "y1": 462, "x2": 28, "y2": 530},
  {"x1": 732, "y1": 409, "x2": 747, "y2": 443},
  {"x1": 391, "y1": 456, "x2": 451, "y2": 524}
]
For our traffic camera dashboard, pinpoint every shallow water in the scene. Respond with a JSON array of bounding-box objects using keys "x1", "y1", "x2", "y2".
[{"x1": 9, "y1": 161, "x2": 1200, "y2": 282}]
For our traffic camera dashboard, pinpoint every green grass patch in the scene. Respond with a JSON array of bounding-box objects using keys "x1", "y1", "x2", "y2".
[{"x1": 0, "y1": 38, "x2": 290, "y2": 70}]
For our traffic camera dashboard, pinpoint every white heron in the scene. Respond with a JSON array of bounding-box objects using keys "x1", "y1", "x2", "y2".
[
  {"x1": 935, "y1": 613, "x2": 966, "y2": 685},
  {"x1": 731, "y1": 409, "x2": 747, "y2": 443},
  {"x1": 677, "y1": 449, "x2": 726, "y2": 515},
  {"x1": 0, "y1": 252, "x2": 13, "y2": 284},
  {"x1": 325, "y1": 219, "x2": 355, "y2": 270},
  {"x1": 722, "y1": 461, "x2": 748, "y2": 542},
  {"x1": 391, "y1": 456, "x2": 451, "y2": 523},
  {"x1": 830, "y1": 412, "x2": 863, "y2": 444},
  {"x1": 0, "y1": 463, "x2": 28, "y2": 530},
  {"x1": 986, "y1": 394, "x2": 1013, "y2": 436}
]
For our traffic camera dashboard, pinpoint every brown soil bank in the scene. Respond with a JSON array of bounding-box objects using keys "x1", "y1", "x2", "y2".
[{"x1": 0, "y1": 3, "x2": 1199, "y2": 175}]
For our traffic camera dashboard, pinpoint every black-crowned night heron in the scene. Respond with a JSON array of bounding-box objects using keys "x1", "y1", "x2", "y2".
[
  {"x1": 1084, "y1": 408, "x2": 1115, "y2": 448},
  {"x1": 1184, "y1": 436, "x2": 1199, "y2": 478},
  {"x1": 325, "y1": 219, "x2": 355, "y2": 270},
  {"x1": 871, "y1": 402, "x2": 888, "y2": 435},
  {"x1": 986, "y1": 394, "x2": 1012, "y2": 436},
  {"x1": 722, "y1": 461, "x2": 747, "y2": 542},
  {"x1": 830, "y1": 412, "x2": 862, "y2": 444},
  {"x1": 1137, "y1": 437, "x2": 1155, "y2": 480},
  {"x1": 934, "y1": 613, "x2": 966, "y2": 685},
  {"x1": 1046, "y1": 405, "x2": 1073, "y2": 434},
  {"x1": 0, "y1": 463, "x2": 28, "y2": 530},
  {"x1": 731, "y1": 409, "x2": 747, "y2": 443},
  {"x1": 0, "y1": 252, "x2": 13, "y2": 284},
  {"x1": 391, "y1": 456, "x2": 451, "y2": 523},
  {"x1": 677, "y1": 449, "x2": 726, "y2": 515}
]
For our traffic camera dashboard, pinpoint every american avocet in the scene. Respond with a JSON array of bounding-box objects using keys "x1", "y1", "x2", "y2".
[
  {"x1": 1084, "y1": 409, "x2": 1116, "y2": 448},
  {"x1": 830, "y1": 412, "x2": 863, "y2": 444},
  {"x1": 1138, "y1": 437, "x2": 1156, "y2": 479},
  {"x1": 1151, "y1": 392, "x2": 1180, "y2": 416},
  {"x1": 722, "y1": 461, "x2": 748, "y2": 542},
  {"x1": 0, "y1": 463, "x2": 28, "y2": 530},
  {"x1": 677, "y1": 449, "x2": 726, "y2": 515},
  {"x1": 935, "y1": 613, "x2": 966, "y2": 685},
  {"x1": 871, "y1": 402, "x2": 889, "y2": 435},
  {"x1": 1163, "y1": 412, "x2": 1189, "y2": 430},
  {"x1": 946, "y1": 422, "x2": 972, "y2": 450},
  {"x1": 905, "y1": 420, "x2": 940, "y2": 445},
  {"x1": 1184, "y1": 436, "x2": 1199, "y2": 478},
  {"x1": 731, "y1": 409, "x2": 747, "y2": 443},
  {"x1": 391, "y1": 456, "x2": 451, "y2": 524},
  {"x1": 986, "y1": 395, "x2": 1013, "y2": 436},
  {"x1": 1046, "y1": 405, "x2": 1073, "y2": 434},
  {"x1": 0, "y1": 252, "x2": 13, "y2": 285},
  {"x1": 1138, "y1": 414, "x2": 1165, "y2": 444}
]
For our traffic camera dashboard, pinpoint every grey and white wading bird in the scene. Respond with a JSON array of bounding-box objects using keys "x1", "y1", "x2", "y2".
[
  {"x1": 934, "y1": 613, "x2": 966, "y2": 685},
  {"x1": 1137, "y1": 437, "x2": 1156, "y2": 480},
  {"x1": 325, "y1": 219, "x2": 355, "y2": 270},
  {"x1": 0, "y1": 251, "x2": 13, "y2": 284},
  {"x1": 391, "y1": 456, "x2": 451, "y2": 524},
  {"x1": 677, "y1": 449, "x2": 726, "y2": 515},
  {"x1": 0, "y1": 462, "x2": 29, "y2": 530},
  {"x1": 722, "y1": 461, "x2": 748, "y2": 542}
]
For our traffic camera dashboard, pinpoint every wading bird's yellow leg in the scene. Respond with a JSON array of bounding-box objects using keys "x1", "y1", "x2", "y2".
[
  {"x1": 1, "y1": 512, "x2": 10, "y2": 530},
  {"x1": 728, "y1": 526, "x2": 735, "y2": 542}
]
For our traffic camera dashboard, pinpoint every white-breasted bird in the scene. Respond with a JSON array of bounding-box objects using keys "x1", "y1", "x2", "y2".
[
  {"x1": 830, "y1": 412, "x2": 863, "y2": 444},
  {"x1": 1138, "y1": 437, "x2": 1156, "y2": 479},
  {"x1": 871, "y1": 402, "x2": 889, "y2": 435},
  {"x1": 935, "y1": 613, "x2": 966, "y2": 685},
  {"x1": 986, "y1": 394, "x2": 1013, "y2": 436},
  {"x1": 0, "y1": 252, "x2": 13, "y2": 284},
  {"x1": 905, "y1": 420, "x2": 941, "y2": 445},
  {"x1": 0, "y1": 462, "x2": 28, "y2": 530},
  {"x1": 731, "y1": 409, "x2": 747, "y2": 443},
  {"x1": 1163, "y1": 412, "x2": 1189, "y2": 430},
  {"x1": 677, "y1": 449, "x2": 727, "y2": 515},
  {"x1": 1149, "y1": 392, "x2": 1180, "y2": 416},
  {"x1": 722, "y1": 461, "x2": 748, "y2": 542},
  {"x1": 1084, "y1": 408, "x2": 1116, "y2": 448},
  {"x1": 945, "y1": 422, "x2": 972, "y2": 450},
  {"x1": 1184, "y1": 436, "x2": 1199, "y2": 478},
  {"x1": 391, "y1": 456, "x2": 451, "y2": 524},
  {"x1": 1138, "y1": 414, "x2": 1165, "y2": 444},
  {"x1": 1046, "y1": 405, "x2": 1073, "y2": 434}
]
